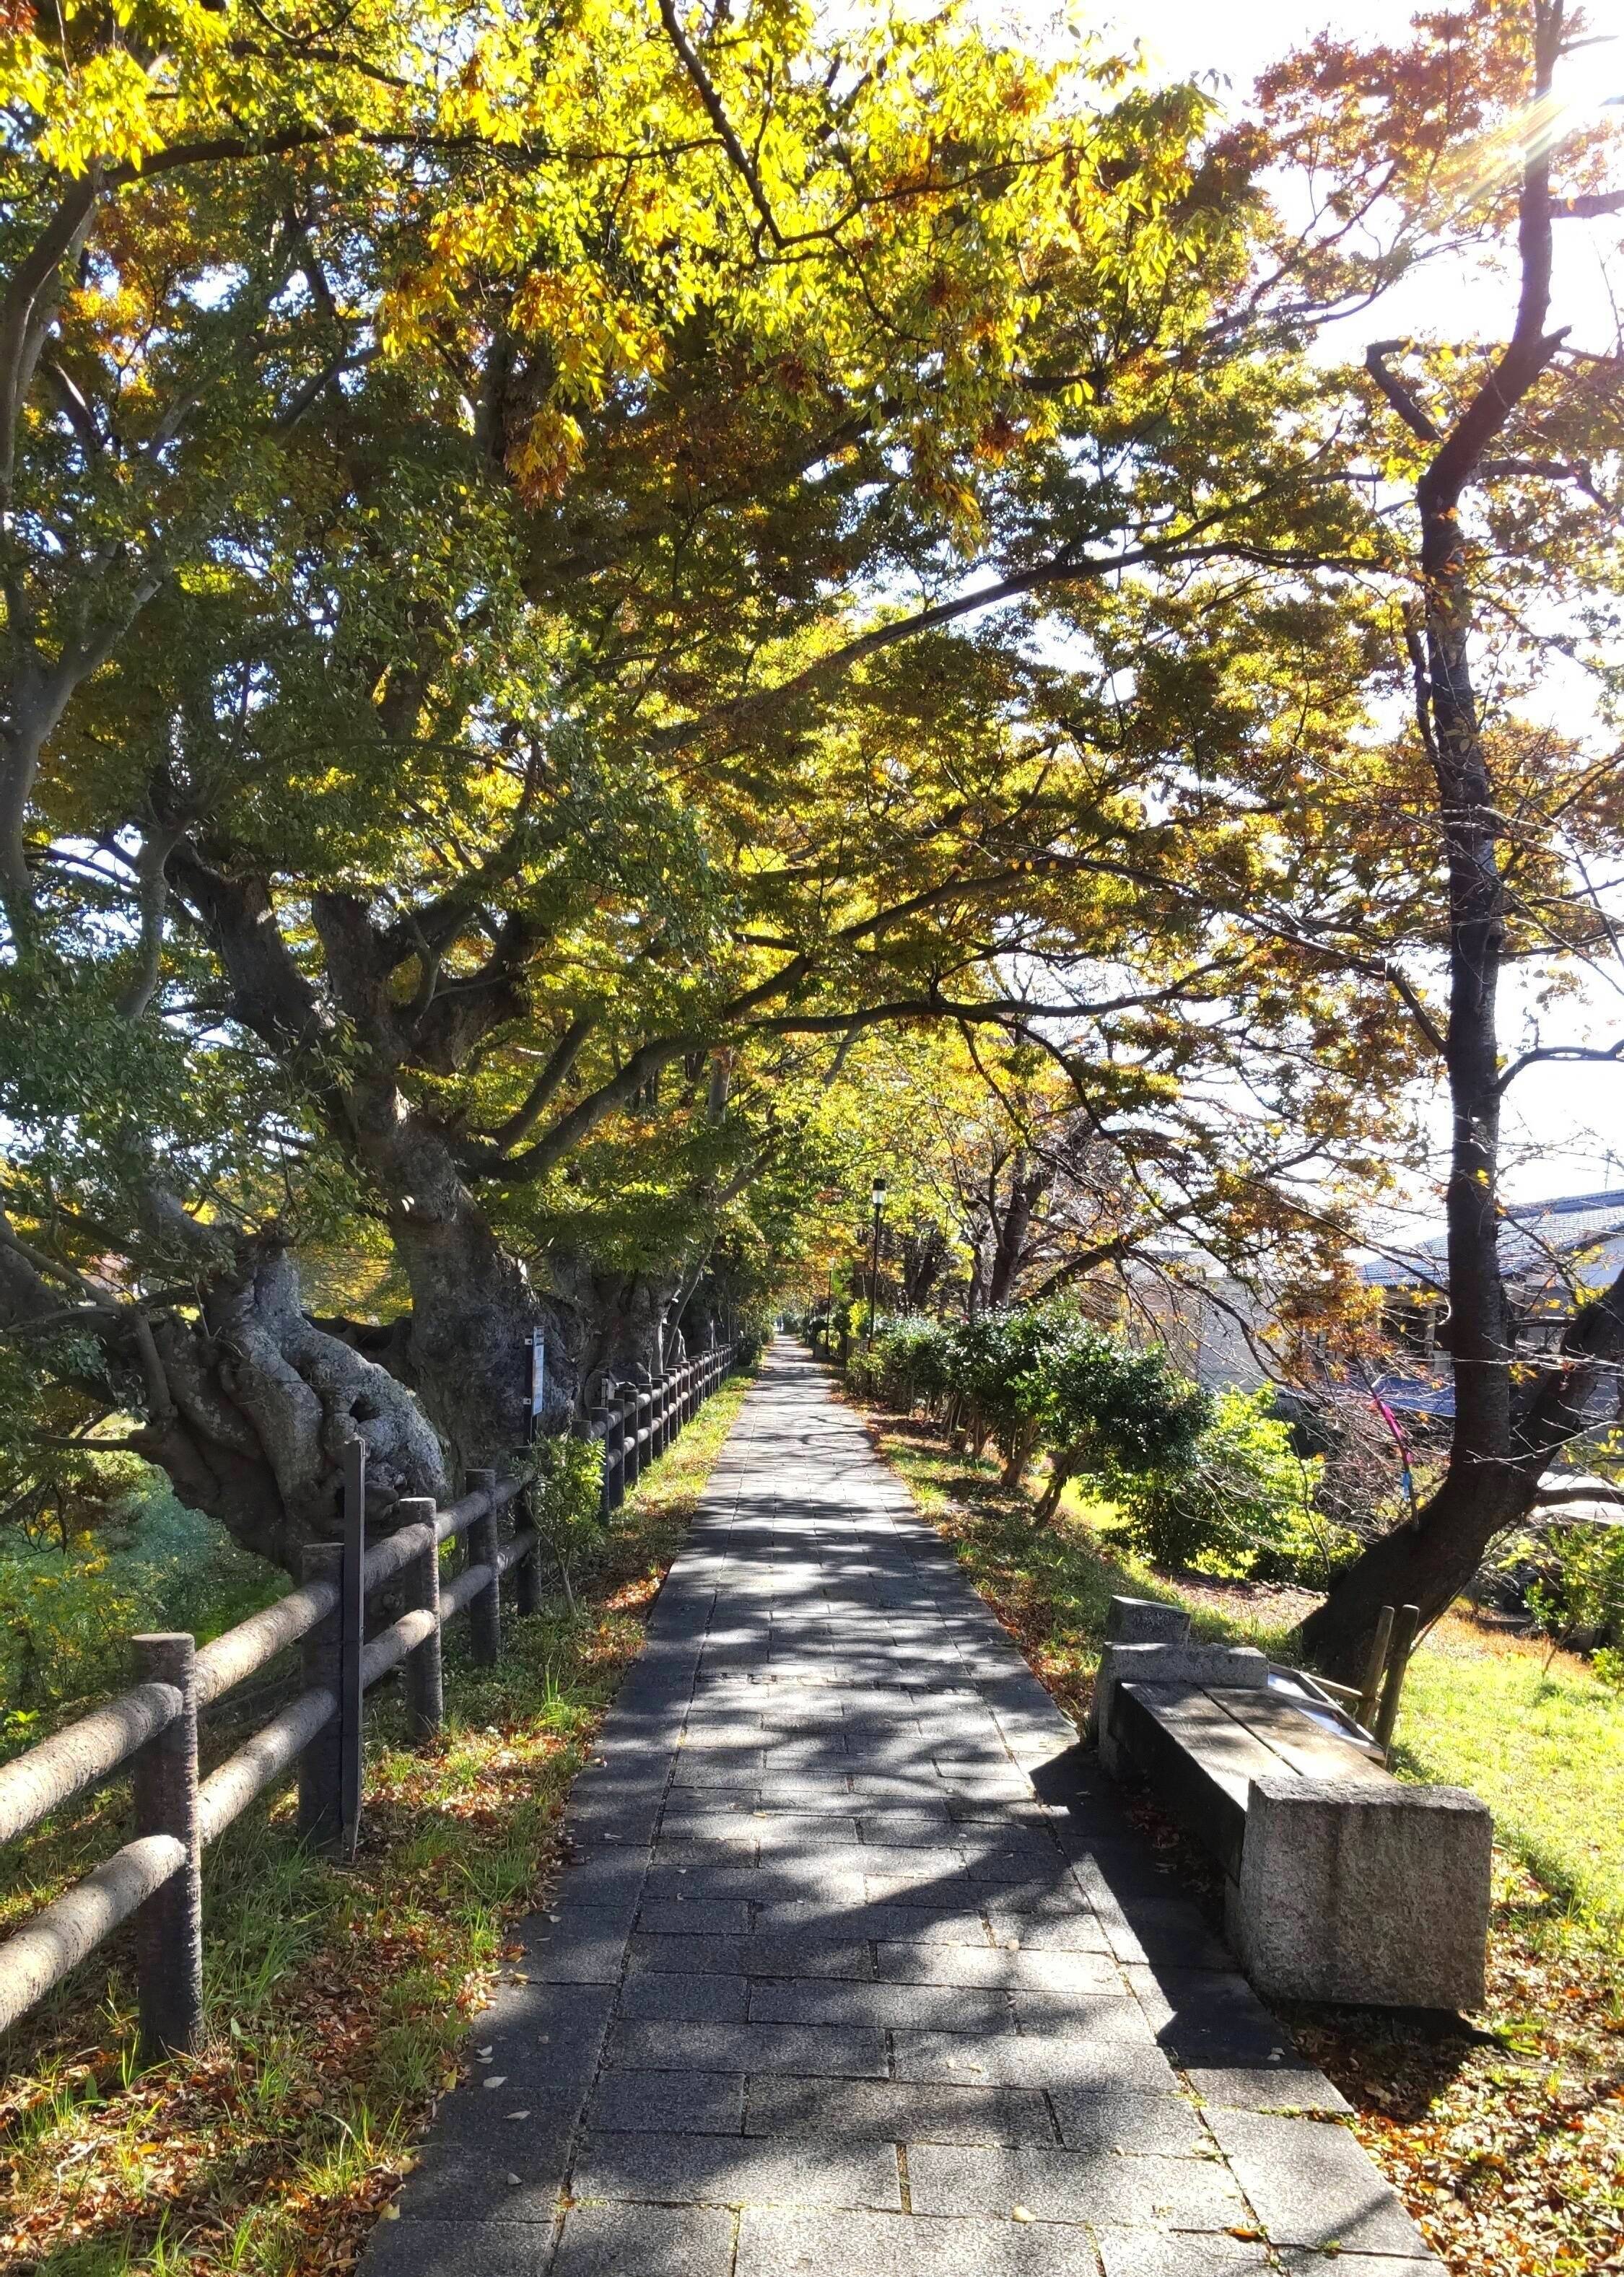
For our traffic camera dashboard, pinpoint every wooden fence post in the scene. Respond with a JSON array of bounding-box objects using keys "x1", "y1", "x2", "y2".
[
  {"x1": 624, "y1": 1391, "x2": 642, "y2": 1492},
  {"x1": 299, "y1": 1544, "x2": 344, "y2": 1851},
  {"x1": 1374, "y1": 1602, "x2": 1420, "y2": 1755},
  {"x1": 398, "y1": 1496, "x2": 443, "y2": 1743},
  {"x1": 466, "y1": 1467, "x2": 502, "y2": 1665},
  {"x1": 131, "y1": 1633, "x2": 202, "y2": 2061},
  {"x1": 611, "y1": 1397, "x2": 628, "y2": 1507},
  {"x1": 593, "y1": 1403, "x2": 616, "y2": 1516},
  {"x1": 340, "y1": 1439, "x2": 367, "y2": 1861},
  {"x1": 1356, "y1": 1604, "x2": 1395, "y2": 1733}
]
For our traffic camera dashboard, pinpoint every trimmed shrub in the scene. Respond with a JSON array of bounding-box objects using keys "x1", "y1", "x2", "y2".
[{"x1": 1112, "y1": 1387, "x2": 1335, "y2": 1581}]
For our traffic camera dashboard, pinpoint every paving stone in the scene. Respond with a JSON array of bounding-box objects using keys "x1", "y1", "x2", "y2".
[
  {"x1": 904, "y1": 2141, "x2": 1244, "y2": 2227},
  {"x1": 551, "y1": 2203, "x2": 736, "y2": 2276},
  {"x1": 892, "y1": 2030, "x2": 1182, "y2": 2094},
  {"x1": 1273, "y1": 2254, "x2": 1446, "y2": 2274},
  {"x1": 1205, "y1": 2110, "x2": 1431, "y2": 2255},
  {"x1": 638, "y1": 1900, "x2": 754, "y2": 1936},
  {"x1": 1127, "y1": 1964, "x2": 1293, "y2": 2064},
  {"x1": 761, "y1": 1901, "x2": 992, "y2": 1944},
  {"x1": 361, "y1": 2218, "x2": 554, "y2": 2276},
  {"x1": 460, "y1": 1985, "x2": 616, "y2": 2093},
  {"x1": 606, "y1": 2019, "x2": 889, "y2": 2079},
  {"x1": 573, "y1": 2129, "x2": 902, "y2": 2210},
  {"x1": 1183, "y1": 2063, "x2": 1351, "y2": 2116},
  {"x1": 744, "y1": 2079, "x2": 1055, "y2": 2146},
  {"x1": 735, "y1": 2207, "x2": 1101, "y2": 2276},
  {"x1": 586, "y1": 2070, "x2": 745, "y2": 2134},
  {"x1": 541, "y1": 1853, "x2": 649, "y2": 1909},
  {"x1": 985, "y1": 1911, "x2": 1112, "y2": 1954},
  {"x1": 1096, "y1": 2231, "x2": 1272, "y2": 2277},
  {"x1": 741, "y1": 1935, "x2": 878, "y2": 1978},
  {"x1": 1049, "y1": 2090, "x2": 1212, "y2": 2158},
  {"x1": 657, "y1": 1836, "x2": 761, "y2": 1866},
  {"x1": 1010, "y1": 1988, "x2": 1150, "y2": 2037},
  {"x1": 746, "y1": 1980, "x2": 1011, "y2": 2031},
  {"x1": 876, "y1": 1943, "x2": 1122, "y2": 1994},
  {"x1": 617, "y1": 1971, "x2": 752, "y2": 2023},
  {"x1": 390, "y1": 2115, "x2": 575, "y2": 2225}
]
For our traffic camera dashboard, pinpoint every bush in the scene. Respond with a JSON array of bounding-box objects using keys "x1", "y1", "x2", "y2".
[
  {"x1": 1, "y1": 1485, "x2": 284, "y2": 1731},
  {"x1": 1114, "y1": 1387, "x2": 1338, "y2": 1582},
  {"x1": 1029, "y1": 1329, "x2": 1212, "y2": 1520},
  {"x1": 940, "y1": 1306, "x2": 1072, "y2": 1472},
  {"x1": 1523, "y1": 1520, "x2": 1624, "y2": 1660},
  {"x1": 527, "y1": 1434, "x2": 608, "y2": 1614}
]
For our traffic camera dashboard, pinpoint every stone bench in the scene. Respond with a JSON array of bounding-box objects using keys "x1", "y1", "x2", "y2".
[{"x1": 1090, "y1": 1598, "x2": 1491, "y2": 2011}]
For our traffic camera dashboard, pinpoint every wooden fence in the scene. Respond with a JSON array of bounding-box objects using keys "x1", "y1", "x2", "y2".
[{"x1": 0, "y1": 1341, "x2": 736, "y2": 2063}]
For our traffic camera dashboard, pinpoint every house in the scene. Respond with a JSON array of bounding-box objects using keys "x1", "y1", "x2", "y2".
[{"x1": 1361, "y1": 1186, "x2": 1624, "y2": 1418}]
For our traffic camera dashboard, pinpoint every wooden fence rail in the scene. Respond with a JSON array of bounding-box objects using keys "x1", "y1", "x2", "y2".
[{"x1": 0, "y1": 1341, "x2": 736, "y2": 2062}]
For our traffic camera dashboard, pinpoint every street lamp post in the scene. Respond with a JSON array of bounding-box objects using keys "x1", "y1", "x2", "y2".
[{"x1": 866, "y1": 1174, "x2": 887, "y2": 1349}]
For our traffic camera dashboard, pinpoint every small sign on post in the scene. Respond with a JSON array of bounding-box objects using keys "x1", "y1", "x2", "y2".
[
  {"x1": 514, "y1": 1327, "x2": 546, "y2": 1614},
  {"x1": 528, "y1": 1326, "x2": 546, "y2": 1432}
]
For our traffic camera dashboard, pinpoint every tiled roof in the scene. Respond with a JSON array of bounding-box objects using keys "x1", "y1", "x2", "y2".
[{"x1": 1363, "y1": 1189, "x2": 1624, "y2": 1294}]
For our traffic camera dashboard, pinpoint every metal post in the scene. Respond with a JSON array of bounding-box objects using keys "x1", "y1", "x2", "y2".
[
  {"x1": 131, "y1": 1633, "x2": 202, "y2": 2060},
  {"x1": 515, "y1": 1329, "x2": 544, "y2": 1615},
  {"x1": 1355, "y1": 1604, "x2": 1395, "y2": 1733},
  {"x1": 299, "y1": 1544, "x2": 344, "y2": 1851},
  {"x1": 466, "y1": 1466, "x2": 502, "y2": 1665},
  {"x1": 340, "y1": 1438, "x2": 366, "y2": 1860},
  {"x1": 399, "y1": 1496, "x2": 443, "y2": 1743},
  {"x1": 1374, "y1": 1602, "x2": 1420, "y2": 1756}
]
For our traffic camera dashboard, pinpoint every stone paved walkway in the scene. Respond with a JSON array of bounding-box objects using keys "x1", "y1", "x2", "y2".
[{"x1": 367, "y1": 1342, "x2": 1443, "y2": 2277}]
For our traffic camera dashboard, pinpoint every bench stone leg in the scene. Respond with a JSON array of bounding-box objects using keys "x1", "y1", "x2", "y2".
[
  {"x1": 1227, "y1": 1775, "x2": 1492, "y2": 2011},
  {"x1": 1092, "y1": 1640, "x2": 1270, "y2": 1765},
  {"x1": 1089, "y1": 1599, "x2": 1196, "y2": 1745}
]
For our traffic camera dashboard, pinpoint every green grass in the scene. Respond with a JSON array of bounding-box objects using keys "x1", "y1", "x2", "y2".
[
  {"x1": 0, "y1": 1368, "x2": 756, "y2": 2276},
  {"x1": 0, "y1": 1490, "x2": 287, "y2": 1742},
  {"x1": 1397, "y1": 1627, "x2": 1624, "y2": 1942}
]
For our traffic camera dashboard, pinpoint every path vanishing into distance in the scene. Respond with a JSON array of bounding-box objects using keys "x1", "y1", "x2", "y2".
[{"x1": 365, "y1": 1341, "x2": 1441, "y2": 2277}]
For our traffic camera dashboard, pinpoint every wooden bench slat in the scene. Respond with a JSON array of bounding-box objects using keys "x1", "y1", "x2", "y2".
[{"x1": 1204, "y1": 1690, "x2": 1392, "y2": 1784}]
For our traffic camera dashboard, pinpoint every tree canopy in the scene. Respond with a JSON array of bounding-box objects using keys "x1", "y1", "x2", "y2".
[{"x1": 1, "y1": 0, "x2": 1620, "y2": 1661}]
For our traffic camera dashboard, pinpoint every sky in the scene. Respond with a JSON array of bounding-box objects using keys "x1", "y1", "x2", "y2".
[{"x1": 1024, "y1": 0, "x2": 1624, "y2": 1216}]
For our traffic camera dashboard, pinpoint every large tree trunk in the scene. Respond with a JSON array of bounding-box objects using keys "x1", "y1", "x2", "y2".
[
  {"x1": 342, "y1": 1083, "x2": 578, "y2": 1476},
  {"x1": 1301, "y1": 1264, "x2": 1624, "y2": 1679},
  {"x1": 141, "y1": 1239, "x2": 447, "y2": 1571},
  {"x1": 0, "y1": 1218, "x2": 446, "y2": 1576},
  {"x1": 1301, "y1": 4, "x2": 1584, "y2": 1684},
  {"x1": 988, "y1": 1154, "x2": 1049, "y2": 1308}
]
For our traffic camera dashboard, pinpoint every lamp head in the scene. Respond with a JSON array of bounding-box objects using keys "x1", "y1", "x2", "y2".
[{"x1": 871, "y1": 1175, "x2": 888, "y2": 1210}]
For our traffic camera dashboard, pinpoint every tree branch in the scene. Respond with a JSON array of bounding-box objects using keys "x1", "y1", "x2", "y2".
[
  {"x1": 485, "y1": 1012, "x2": 597, "y2": 1150},
  {"x1": 1363, "y1": 341, "x2": 1441, "y2": 443}
]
